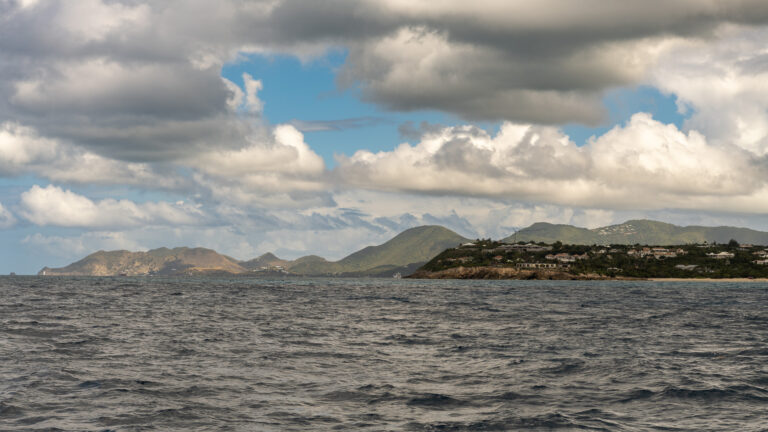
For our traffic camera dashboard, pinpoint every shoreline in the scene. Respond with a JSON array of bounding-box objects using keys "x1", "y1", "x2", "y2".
[
  {"x1": 408, "y1": 266, "x2": 768, "y2": 282},
  {"x1": 647, "y1": 278, "x2": 768, "y2": 282},
  {"x1": 31, "y1": 273, "x2": 768, "y2": 282}
]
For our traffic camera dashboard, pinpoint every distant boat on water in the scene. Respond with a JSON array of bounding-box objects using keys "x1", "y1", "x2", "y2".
[{"x1": 392, "y1": 272, "x2": 402, "y2": 279}]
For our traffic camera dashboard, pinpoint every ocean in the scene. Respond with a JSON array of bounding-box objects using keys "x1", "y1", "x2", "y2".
[{"x1": 1, "y1": 277, "x2": 767, "y2": 431}]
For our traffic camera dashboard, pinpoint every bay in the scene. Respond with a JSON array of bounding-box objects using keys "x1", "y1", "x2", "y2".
[{"x1": 1, "y1": 277, "x2": 767, "y2": 431}]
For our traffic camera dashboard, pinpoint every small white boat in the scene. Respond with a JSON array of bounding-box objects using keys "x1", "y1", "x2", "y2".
[{"x1": 392, "y1": 272, "x2": 402, "y2": 279}]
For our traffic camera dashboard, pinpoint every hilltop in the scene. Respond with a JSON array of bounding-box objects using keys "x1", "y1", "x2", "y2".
[
  {"x1": 239, "y1": 252, "x2": 291, "y2": 271},
  {"x1": 504, "y1": 220, "x2": 768, "y2": 246},
  {"x1": 38, "y1": 225, "x2": 469, "y2": 277},
  {"x1": 288, "y1": 225, "x2": 469, "y2": 276}
]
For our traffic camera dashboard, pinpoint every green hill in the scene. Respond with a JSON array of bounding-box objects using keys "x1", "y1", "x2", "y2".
[
  {"x1": 288, "y1": 225, "x2": 470, "y2": 276},
  {"x1": 504, "y1": 220, "x2": 768, "y2": 245},
  {"x1": 286, "y1": 255, "x2": 333, "y2": 274},
  {"x1": 505, "y1": 222, "x2": 596, "y2": 244},
  {"x1": 240, "y1": 252, "x2": 290, "y2": 270}
]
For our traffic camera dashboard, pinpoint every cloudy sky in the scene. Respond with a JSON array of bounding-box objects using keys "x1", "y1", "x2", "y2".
[{"x1": 3, "y1": 0, "x2": 768, "y2": 273}]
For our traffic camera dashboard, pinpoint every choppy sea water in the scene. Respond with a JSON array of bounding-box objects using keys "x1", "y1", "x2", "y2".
[{"x1": 2, "y1": 277, "x2": 768, "y2": 431}]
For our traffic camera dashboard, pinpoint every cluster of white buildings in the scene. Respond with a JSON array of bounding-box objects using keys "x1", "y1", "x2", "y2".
[
  {"x1": 707, "y1": 252, "x2": 735, "y2": 260},
  {"x1": 627, "y1": 247, "x2": 686, "y2": 259},
  {"x1": 515, "y1": 262, "x2": 559, "y2": 269},
  {"x1": 752, "y1": 249, "x2": 768, "y2": 265},
  {"x1": 257, "y1": 265, "x2": 286, "y2": 272},
  {"x1": 544, "y1": 252, "x2": 589, "y2": 263}
]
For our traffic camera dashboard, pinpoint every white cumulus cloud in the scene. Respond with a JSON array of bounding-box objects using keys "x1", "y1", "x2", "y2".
[
  {"x1": 337, "y1": 113, "x2": 768, "y2": 212},
  {"x1": 0, "y1": 122, "x2": 183, "y2": 188},
  {"x1": 19, "y1": 185, "x2": 206, "y2": 228},
  {"x1": 189, "y1": 123, "x2": 329, "y2": 207},
  {"x1": 6, "y1": 0, "x2": 768, "y2": 272},
  {"x1": 652, "y1": 25, "x2": 768, "y2": 156}
]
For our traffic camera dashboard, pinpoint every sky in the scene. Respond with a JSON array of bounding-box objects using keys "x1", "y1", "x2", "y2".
[{"x1": 3, "y1": 1, "x2": 768, "y2": 274}]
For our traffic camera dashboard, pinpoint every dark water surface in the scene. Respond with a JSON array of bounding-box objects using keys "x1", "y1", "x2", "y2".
[{"x1": 2, "y1": 277, "x2": 768, "y2": 431}]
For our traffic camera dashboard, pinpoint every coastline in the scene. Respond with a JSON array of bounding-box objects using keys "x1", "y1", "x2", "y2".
[
  {"x1": 409, "y1": 266, "x2": 768, "y2": 282},
  {"x1": 648, "y1": 278, "x2": 768, "y2": 282},
  {"x1": 408, "y1": 266, "x2": 620, "y2": 280}
]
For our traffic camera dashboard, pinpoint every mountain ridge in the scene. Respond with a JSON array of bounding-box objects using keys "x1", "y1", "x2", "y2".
[
  {"x1": 505, "y1": 219, "x2": 768, "y2": 245},
  {"x1": 39, "y1": 220, "x2": 768, "y2": 276},
  {"x1": 39, "y1": 225, "x2": 470, "y2": 277}
]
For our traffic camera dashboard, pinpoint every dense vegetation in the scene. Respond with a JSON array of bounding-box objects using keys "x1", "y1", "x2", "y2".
[{"x1": 422, "y1": 240, "x2": 768, "y2": 279}]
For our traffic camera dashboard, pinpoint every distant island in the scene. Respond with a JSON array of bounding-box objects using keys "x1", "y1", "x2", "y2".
[{"x1": 38, "y1": 220, "x2": 768, "y2": 279}]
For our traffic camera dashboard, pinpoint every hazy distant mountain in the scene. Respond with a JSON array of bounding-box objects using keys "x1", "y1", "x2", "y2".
[
  {"x1": 39, "y1": 225, "x2": 470, "y2": 277},
  {"x1": 38, "y1": 247, "x2": 246, "y2": 276},
  {"x1": 239, "y1": 252, "x2": 290, "y2": 271},
  {"x1": 504, "y1": 220, "x2": 768, "y2": 245}
]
